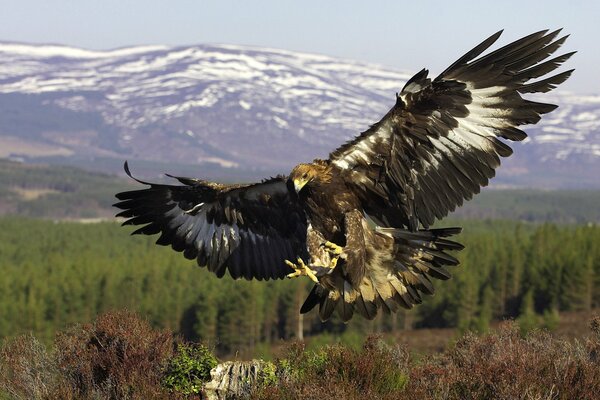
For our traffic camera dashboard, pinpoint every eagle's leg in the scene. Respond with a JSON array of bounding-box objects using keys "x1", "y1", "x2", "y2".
[
  {"x1": 285, "y1": 257, "x2": 319, "y2": 283},
  {"x1": 318, "y1": 210, "x2": 366, "y2": 280},
  {"x1": 334, "y1": 210, "x2": 367, "y2": 286}
]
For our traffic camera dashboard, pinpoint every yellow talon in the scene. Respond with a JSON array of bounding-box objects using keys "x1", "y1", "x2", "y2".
[
  {"x1": 285, "y1": 257, "x2": 319, "y2": 283},
  {"x1": 322, "y1": 241, "x2": 343, "y2": 255},
  {"x1": 330, "y1": 256, "x2": 338, "y2": 269}
]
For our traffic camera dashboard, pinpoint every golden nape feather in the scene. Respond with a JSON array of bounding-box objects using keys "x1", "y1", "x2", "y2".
[{"x1": 115, "y1": 30, "x2": 572, "y2": 322}]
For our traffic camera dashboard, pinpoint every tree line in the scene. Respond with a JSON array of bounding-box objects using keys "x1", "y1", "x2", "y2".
[{"x1": 0, "y1": 217, "x2": 598, "y2": 356}]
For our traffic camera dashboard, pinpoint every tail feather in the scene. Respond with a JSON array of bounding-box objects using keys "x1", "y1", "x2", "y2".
[
  {"x1": 415, "y1": 273, "x2": 435, "y2": 295},
  {"x1": 338, "y1": 282, "x2": 357, "y2": 321},
  {"x1": 354, "y1": 296, "x2": 377, "y2": 320},
  {"x1": 300, "y1": 285, "x2": 321, "y2": 314},
  {"x1": 319, "y1": 292, "x2": 339, "y2": 321}
]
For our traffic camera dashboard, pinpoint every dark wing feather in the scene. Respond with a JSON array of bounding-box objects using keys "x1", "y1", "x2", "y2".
[
  {"x1": 329, "y1": 30, "x2": 573, "y2": 229},
  {"x1": 114, "y1": 162, "x2": 307, "y2": 280}
]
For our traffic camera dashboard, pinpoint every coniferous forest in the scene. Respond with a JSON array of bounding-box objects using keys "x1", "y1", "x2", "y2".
[{"x1": 1, "y1": 216, "x2": 599, "y2": 358}]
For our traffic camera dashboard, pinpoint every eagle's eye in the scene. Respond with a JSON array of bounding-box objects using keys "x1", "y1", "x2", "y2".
[{"x1": 302, "y1": 172, "x2": 308, "y2": 179}]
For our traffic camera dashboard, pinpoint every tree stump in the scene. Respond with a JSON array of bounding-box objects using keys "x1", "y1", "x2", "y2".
[{"x1": 203, "y1": 360, "x2": 271, "y2": 400}]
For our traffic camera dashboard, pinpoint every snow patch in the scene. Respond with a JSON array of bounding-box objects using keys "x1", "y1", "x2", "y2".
[
  {"x1": 0, "y1": 43, "x2": 168, "y2": 59},
  {"x1": 573, "y1": 112, "x2": 597, "y2": 122},
  {"x1": 272, "y1": 116, "x2": 288, "y2": 128}
]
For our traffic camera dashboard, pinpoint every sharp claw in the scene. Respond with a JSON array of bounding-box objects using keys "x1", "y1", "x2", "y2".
[
  {"x1": 286, "y1": 271, "x2": 301, "y2": 279},
  {"x1": 330, "y1": 256, "x2": 338, "y2": 269},
  {"x1": 284, "y1": 258, "x2": 319, "y2": 282},
  {"x1": 322, "y1": 241, "x2": 343, "y2": 255},
  {"x1": 305, "y1": 268, "x2": 319, "y2": 283}
]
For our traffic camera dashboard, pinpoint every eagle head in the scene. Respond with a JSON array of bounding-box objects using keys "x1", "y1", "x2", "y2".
[{"x1": 289, "y1": 161, "x2": 332, "y2": 193}]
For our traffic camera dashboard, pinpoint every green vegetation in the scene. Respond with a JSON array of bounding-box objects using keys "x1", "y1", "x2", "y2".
[
  {"x1": 163, "y1": 343, "x2": 218, "y2": 395},
  {"x1": 0, "y1": 216, "x2": 599, "y2": 358},
  {"x1": 0, "y1": 216, "x2": 305, "y2": 354}
]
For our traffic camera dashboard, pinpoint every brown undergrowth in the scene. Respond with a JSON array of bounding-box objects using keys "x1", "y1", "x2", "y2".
[
  {"x1": 256, "y1": 317, "x2": 600, "y2": 400},
  {"x1": 404, "y1": 319, "x2": 600, "y2": 400},
  {"x1": 1, "y1": 312, "x2": 599, "y2": 400},
  {"x1": 0, "y1": 311, "x2": 192, "y2": 400}
]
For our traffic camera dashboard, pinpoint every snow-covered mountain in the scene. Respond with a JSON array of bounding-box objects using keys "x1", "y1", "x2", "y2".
[{"x1": 0, "y1": 41, "x2": 598, "y2": 188}]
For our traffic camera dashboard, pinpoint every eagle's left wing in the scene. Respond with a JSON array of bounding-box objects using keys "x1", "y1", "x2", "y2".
[
  {"x1": 114, "y1": 162, "x2": 307, "y2": 281},
  {"x1": 329, "y1": 30, "x2": 573, "y2": 230}
]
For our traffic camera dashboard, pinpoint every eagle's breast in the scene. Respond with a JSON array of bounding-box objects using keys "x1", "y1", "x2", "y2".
[{"x1": 300, "y1": 175, "x2": 361, "y2": 245}]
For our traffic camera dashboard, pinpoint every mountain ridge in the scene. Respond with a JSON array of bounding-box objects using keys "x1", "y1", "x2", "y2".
[{"x1": 0, "y1": 40, "x2": 598, "y2": 188}]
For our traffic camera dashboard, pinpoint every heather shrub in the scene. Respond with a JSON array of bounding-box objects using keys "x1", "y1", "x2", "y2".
[
  {"x1": 257, "y1": 319, "x2": 600, "y2": 400},
  {"x1": 0, "y1": 334, "x2": 59, "y2": 400},
  {"x1": 54, "y1": 310, "x2": 176, "y2": 399},
  {"x1": 163, "y1": 342, "x2": 218, "y2": 395},
  {"x1": 587, "y1": 316, "x2": 600, "y2": 364},
  {"x1": 0, "y1": 311, "x2": 189, "y2": 399},
  {"x1": 404, "y1": 320, "x2": 600, "y2": 400}
]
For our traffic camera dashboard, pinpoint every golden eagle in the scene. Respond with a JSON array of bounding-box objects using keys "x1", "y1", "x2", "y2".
[{"x1": 115, "y1": 30, "x2": 573, "y2": 321}]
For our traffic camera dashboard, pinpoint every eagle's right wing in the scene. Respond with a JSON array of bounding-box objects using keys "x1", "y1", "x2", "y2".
[
  {"x1": 329, "y1": 30, "x2": 574, "y2": 230},
  {"x1": 114, "y1": 162, "x2": 308, "y2": 280}
]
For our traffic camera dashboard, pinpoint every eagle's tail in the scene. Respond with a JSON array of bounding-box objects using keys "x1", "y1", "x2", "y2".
[{"x1": 301, "y1": 227, "x2": 463, "y2": 322}]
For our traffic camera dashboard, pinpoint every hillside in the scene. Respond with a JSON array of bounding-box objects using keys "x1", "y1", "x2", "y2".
[
  {"x1": 1, "y1": 160, "x2": 599, "y2": 223},
  {"x1": 0, "y1": 159, "x2": 130, "y2": 218},
  {"x1": 0, "y1": 40, "x2": 598, "y2": 188}
]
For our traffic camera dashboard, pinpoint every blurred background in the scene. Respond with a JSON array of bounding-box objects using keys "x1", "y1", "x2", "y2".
[{"x1": 0, "y1": 1, "x2": 599, "y2": 358}]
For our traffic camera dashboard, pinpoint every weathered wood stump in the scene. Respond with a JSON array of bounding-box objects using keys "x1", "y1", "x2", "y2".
[{"x1": 203, "y1": 360, "x2": 273, "y2": 400}]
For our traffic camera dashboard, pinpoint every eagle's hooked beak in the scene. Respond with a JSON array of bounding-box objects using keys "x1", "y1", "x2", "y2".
[{"x1": 293, "y1": 177, "x2": 310, "y2": 193}]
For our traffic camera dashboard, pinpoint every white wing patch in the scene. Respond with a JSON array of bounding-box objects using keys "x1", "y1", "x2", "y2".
[{"x1": 331, "y1": 126, "x2": 391, "y2": 170}]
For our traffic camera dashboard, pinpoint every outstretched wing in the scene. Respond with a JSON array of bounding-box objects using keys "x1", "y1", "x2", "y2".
[
  {"x1": 114, "y1": 162, "x2": 307, "y2": 280},
  {"x1": 329, "y1": 30, "x2": 574, "y2": 230}
]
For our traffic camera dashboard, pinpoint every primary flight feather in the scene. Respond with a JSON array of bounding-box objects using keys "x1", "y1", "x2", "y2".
[{"x1": 115, "y1": 30, "x2": 573, "y2": 321}]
